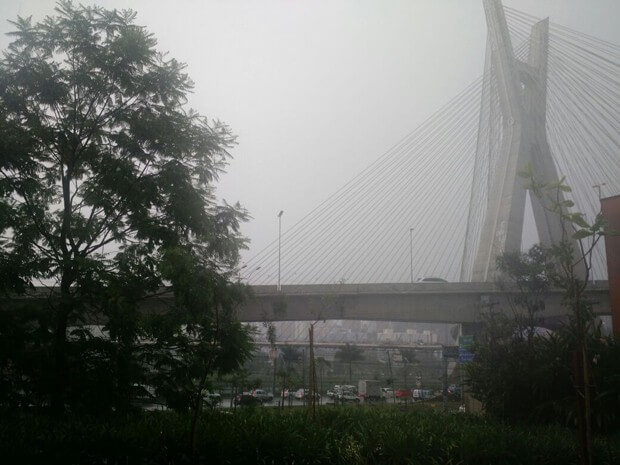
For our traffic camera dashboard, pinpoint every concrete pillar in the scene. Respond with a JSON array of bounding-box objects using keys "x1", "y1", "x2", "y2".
[
  {"x1": 469, "y1": 0, "x2": 581, "y2": 281},
  {"x1": 601, "y1": 195, "x2": 620, "y2": 338}
]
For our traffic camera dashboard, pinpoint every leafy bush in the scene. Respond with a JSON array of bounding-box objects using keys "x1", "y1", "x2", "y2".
[
  {"x1": 2, "y1": 408, "x2": 619, "y2": 464},
  {"x1": 467, "y1": 244, "x2": 620, "y2": 431}
]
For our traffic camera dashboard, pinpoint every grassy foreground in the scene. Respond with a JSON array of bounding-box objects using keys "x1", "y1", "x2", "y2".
[{"x1": 2, "y1": 406, "x2": 619, "y2": 464}]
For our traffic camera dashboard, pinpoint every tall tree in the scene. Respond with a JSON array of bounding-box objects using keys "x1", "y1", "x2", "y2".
[
  {"x1": 280, "y1": 346, "x2": 302, "y2": 367},
  {"x1": 399, "y1": 348, "x2": 418, "y2": 388},
  {"x1": 278, "y1": 345, "x2": 301, "y2": 404},
  {"x1": 0, "y1": 1, "x2": 249, "y2": 414},
  {"x1": 315, "y1": 356, "x2": 331, "y2": 397},
  {"x1": 469, "y1": 170, "x2": 614, "y2": 465},
  {"x1": 335, "y1": 343, "x2": 364, "y2": 384},
  {"x1": 522, "y1": 170, "x2": 606, "y2": 465}
]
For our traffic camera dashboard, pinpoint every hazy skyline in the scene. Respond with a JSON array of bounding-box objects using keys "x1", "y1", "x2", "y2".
[{"x1": 2, "y1": 0, "x2": 619, "y2": 270}]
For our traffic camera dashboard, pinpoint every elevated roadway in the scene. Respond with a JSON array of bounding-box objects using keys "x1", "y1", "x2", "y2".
[
  {"x1": 237, "y1": 282, "x2": 611, "y2": 324},
  {"x1": 6, "y1": 282, "x2": 610, "y2": 325}
]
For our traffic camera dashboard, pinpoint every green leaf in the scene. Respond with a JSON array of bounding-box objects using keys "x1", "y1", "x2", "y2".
[
  {"x1": 560, "y1": 200, "x2": 574, "y2": 208},
  {"x1": 572, "y1": 229, "x2": 592, "y2": 240},
  {"x1": 570, "y1": 213, "x2": 590, "y2": 229}
]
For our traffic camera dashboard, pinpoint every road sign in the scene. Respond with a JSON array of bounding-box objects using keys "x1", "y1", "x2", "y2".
[
  {"x1": 458, "y1": 335, "x2": 474, "y2": 351},
  {"x1": 458, "y1": 348, "x2": 474, "y2": 363}
]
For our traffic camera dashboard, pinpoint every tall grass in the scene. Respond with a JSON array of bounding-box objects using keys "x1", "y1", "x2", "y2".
[{"x1": 2, "y1": 407, "x2": 618, "y2": 464}]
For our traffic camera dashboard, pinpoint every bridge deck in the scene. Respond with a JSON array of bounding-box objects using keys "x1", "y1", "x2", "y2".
[
  {"x1": 5, "y1": 282, "x2": 610, "y2": 325},
  {"x1": 239, "y1": 282, "x2": 610, "y2": 324}
]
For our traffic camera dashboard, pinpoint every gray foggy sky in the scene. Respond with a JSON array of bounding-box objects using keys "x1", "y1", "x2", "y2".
[{"x1": 1, "y1": 0, "x2": 619, "y2": 266}]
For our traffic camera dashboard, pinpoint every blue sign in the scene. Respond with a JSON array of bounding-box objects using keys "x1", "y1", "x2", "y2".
[{"x1": 458, "y1": 348, "x2": 474, "y2": 363}]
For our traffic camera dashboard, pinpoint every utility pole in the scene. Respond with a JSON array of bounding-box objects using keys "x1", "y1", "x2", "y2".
[
  {"x1": 301, "y1": 347, "x2": 306, "y2": 406},
  {"x1": 308, "y1": 323, "x2": 318, "y2": 419},
  {"x1": 272, "y1": 354, "x2": 277, "y2": 402},
  {"x1": 409, "y1": 228, "x2": 414, "y2": 284},
  {"x1": 442, "y1": 349, "x2": 448, "y2": 411},
  {"x1": 278, "y1": 210, "x2": 284, "y2": 291},
  {"x1": 592, "y1": 183, "x2": 606, "y2": 200},
  {"x1": 387, "y1": 349, "x2": 395, "y2": 404}
]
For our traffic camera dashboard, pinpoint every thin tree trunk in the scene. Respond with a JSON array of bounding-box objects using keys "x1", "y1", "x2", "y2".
[
  {"x1": 581, "y1": 338, "x2": 593, "y2": 465},
  {"x1": 191, "y1": 368, "x2": 210, "y2": 458},
  {"x1": 52, "y1": 273, "x2": 73, "y2": 415},
  {"x1": 51, "y1": 307, "x2": 69, "y2": 415},
  {"x1": 52, "y1": 167, "x2": 74, "y2": 416}
]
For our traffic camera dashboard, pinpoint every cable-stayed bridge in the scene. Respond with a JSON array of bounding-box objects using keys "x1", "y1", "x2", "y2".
[
  {"x1": 236, "y1": 1, "x2": 619, "y2": 335},
  {"x1": 242, "y1": 1, "x2": 619, "y2": 288}
]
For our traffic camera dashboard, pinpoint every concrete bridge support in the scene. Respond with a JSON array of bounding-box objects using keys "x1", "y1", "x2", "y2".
[{"x1": 463, "y1": 0, "x2": 580, "y2": 282}]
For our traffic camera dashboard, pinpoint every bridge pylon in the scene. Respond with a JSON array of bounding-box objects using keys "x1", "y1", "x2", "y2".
[{"x1": 461, "y1": 0, "x2": 576, "y2": 282}]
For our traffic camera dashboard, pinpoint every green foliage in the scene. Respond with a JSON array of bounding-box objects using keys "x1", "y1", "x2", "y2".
[
  {"x1": 496, "y1": 245, "x2": 553, "y2": 333},
  {"x1": 335, "y1": 343, "x2": 365, "y2": 384},
  {"x1": 477, "y1": 172, "x2": 616, "y2": 464},
  {"x1": 335, "y1": 343, "x2": 365, "y2": 364},
  {"x1": 468, "y1": 243, "x2": 620, "y2": 430},
  {"x1": 280, "y1": 346, "x2": 302, "y2": 365},
  {"x1": 0, "y1": 1, "x2": 251, "y2": 414},
  {"x1": 2, "y1": 409, "x2": 620, "y2": 464},
  {"x1": 466, "y1": 309, "x2": 575, "y2": 424}
]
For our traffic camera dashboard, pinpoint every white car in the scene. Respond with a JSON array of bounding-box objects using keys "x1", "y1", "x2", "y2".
[
  {"x1": 201, "y1": 390, "x2": 221, "y2": 407},
  {"x1": 251, "y1": 389, "x2": 273, "y2": 403},
  {"x1": 417, "y1": 277, "x2": 448, "y2": 283},
  {"x1": 337, "y1": 391, "x2": 360, "y2": 403}
]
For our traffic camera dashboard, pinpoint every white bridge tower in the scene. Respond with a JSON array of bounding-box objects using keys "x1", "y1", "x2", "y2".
[{"x1": 461, "y1": 0, "x2": 575, "y2": 282}]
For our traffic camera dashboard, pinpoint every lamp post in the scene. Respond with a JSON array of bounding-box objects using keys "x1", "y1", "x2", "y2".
[
  {"x1": 409, "y1": 227, "x2": 414, "y2": 284},
  {"x1": 593, "y1": 183, "x2": 606, "y2": 200},
  {"x1": 278, "y1": 210, "x2": 284, "y2": 291}
]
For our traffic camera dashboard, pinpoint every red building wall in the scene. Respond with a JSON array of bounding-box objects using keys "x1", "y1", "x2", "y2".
[{"x1": 601, "y1": 195, "x2": 620, "y2": 338}]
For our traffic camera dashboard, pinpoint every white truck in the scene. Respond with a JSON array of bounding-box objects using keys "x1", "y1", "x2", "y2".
[{"x1": 358, "y1": 380, "x2": 382, "y2": 402}]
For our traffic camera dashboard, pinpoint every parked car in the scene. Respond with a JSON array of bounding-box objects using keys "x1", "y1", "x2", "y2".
[
  {"x1": 251, "y1": 389, "x2": 273, "y2": 403},
  {"x1": 416, "y1": 277, "x2": 448, "y2": 283},
  {"x1": 234, "y1": 392, "x2": 262, "y2": 407},
  {"x1": 201, "y1": 390, "x2": 221, "y2": 407},
  {"x1": 412, "y1": 389, "x2": 433, "y2": 400},
  {"x1": 294, "y1": 388, "x2": 321, "y2": 400},
  {"x1": 381, "y1": 387, "x2": 394, "y2": 399},
  {"x1": 395, "y1": 388, "x2": 412, "y2": 399},
  {"x1": 337, "y1": 391, "x2": 360, "y2": 403}
]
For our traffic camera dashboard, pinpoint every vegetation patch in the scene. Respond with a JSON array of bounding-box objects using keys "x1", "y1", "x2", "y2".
[{"x1": 2, "y1": 408, "x2": 619, "y2": 464}]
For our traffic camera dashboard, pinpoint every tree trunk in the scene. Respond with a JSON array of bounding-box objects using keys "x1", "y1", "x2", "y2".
[
  {"x1": 51, "y1": 272, "x2": 73, "y2": 415},
  {"x1": 582, "y1": 343, "x2": 593, "y2": 465},
  {"x1": 191, "y1": 374, "x2": 208, "y2": 458},
  {"x1": 116, "y1": 342, "x2": 133, "y2": 414},
  {"x1": 51, "y1": 168, "x2": 74, "y2": 415},
  {"x1": 51, "y1": 307, "x2": 69, "y2": 415}
]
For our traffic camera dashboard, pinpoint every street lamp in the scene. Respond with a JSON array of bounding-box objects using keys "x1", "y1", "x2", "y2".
[
  {"x1": 409, "y1": 227, "x2": 414, "y2": 284},
  {"x1": 592, "y1": 183, "x2": 606, "y2": 200},
  {"x1": 278, "y1": 210, "x2": 284, "y2": 291}
]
